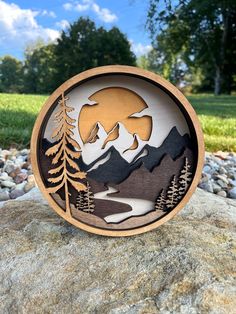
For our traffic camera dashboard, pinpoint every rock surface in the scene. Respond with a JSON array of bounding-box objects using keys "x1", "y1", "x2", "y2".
[{"x1": 0, "y1": 187, "x2": 236, "y2": 313}]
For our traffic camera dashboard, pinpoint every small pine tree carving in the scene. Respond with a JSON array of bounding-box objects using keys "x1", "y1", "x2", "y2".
[
  {"x1": 45, "y1": 92, "x2": 87, "y2": 217},
  {"x1": 155, "y1": 189, "x2": 166, "y2": 211},
  {"x1": 179, "y1": 158, "x2": 192, "y2": 196},
  {"x1": 166, "y1": 175, "x2": 179, "y2": 209},
  {"x1": 83, "y1": 181, "x2": 95, "y2": 213},
  {"x1": 76, "y1": 191, "x2": 86, "y2": 211}
]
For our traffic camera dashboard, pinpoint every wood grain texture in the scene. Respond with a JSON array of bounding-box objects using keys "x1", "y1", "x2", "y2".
[
  {"x1": 79, "y1": 87, "x2": 152, "y2": 143},
  {"x1": 31, "y1": 65, "x2": 204, "y2": 237},
  {"x1": 110, "y1": 148, "x2": 193, "y2": 202}
]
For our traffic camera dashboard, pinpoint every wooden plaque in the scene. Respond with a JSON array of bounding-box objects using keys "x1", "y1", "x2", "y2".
[{"x1": 31, "y1": 65, "x2": 204, "y2": 237}]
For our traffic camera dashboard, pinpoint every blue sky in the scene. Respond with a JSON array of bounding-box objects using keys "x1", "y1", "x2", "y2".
[{"x1": 0, "y1": 0, "x2": 152, "y2": 59}]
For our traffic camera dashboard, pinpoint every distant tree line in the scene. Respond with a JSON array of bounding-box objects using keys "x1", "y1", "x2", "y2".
[
  {"x1": 1, "y1": 3, "x2": 235, "y2": 96},
  {"x1": 0, "y1": 18, "x2": 136, "y2": 94},
  {"x1": 141, "y1": 0, "x2": 236, "y2": 95}
]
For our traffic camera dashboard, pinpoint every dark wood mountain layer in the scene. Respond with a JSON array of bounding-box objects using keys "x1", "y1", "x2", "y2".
[{"x1": 109, "y1": 148, "x2": 194, "y2": 202}]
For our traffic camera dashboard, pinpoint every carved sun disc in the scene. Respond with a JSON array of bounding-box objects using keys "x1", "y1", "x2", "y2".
[{"x1": 31, "y1": 65, "x2": 204, "y2": 237}]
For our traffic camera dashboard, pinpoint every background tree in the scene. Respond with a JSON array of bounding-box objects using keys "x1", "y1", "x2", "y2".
[
  {"x1": 96, "y1": 27, "x2": 136, "y2": 66},
  {"x1": 0, "y1": 56, "x2": 23, "y2": 93},
  {"x1": 138, "y1": 48, "x2": 188, "y2": 88},
  {"x1": 23, "y1": 43, "x2": 56, "y2": 94},
  {"x1": 46, "y1": 92, "x2": 87, "y2": 217},
  {"x1": 0, "y1": 18, "x2": 136, "y2": 94},
  {"x1": 53, "y1": 18, "x2": 136, "y2": 86},
  {"x1": 146, "y1": 0, "x2": 236, "y2": 94}
]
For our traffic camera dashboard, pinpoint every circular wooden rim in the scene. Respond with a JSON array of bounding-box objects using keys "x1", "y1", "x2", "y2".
[{"x1": 31, "y1": 65, "x2": 204, "y2": 237}]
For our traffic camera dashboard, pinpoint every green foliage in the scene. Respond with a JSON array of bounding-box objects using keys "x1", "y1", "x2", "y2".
[
  {"x1": 0, "y1": 56, "x2": 23, "y2": 93},
  {"x1": 23, "y1": 44, "x2": 56, "y2": 94},
  {"x1": 54, "y1": 18, "x2": 135, "y2": 86},
  {"x1": 146, "y1": 0, "x2": 236, "y2": 94},
  {"x1": 138, "y1": 48, "x2": 187, "y2": 87}
]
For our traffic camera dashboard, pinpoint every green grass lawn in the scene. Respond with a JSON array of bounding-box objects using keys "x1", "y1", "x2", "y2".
[
  {"x1": 188, "y1": 94, "x2": 236, "y2": 152},
  {"x1": 0, "y1": 93, "x2": 235, "y2": 151},
  {"x1": 0, "y1": 93, "x2": 47, "y2": 148}
]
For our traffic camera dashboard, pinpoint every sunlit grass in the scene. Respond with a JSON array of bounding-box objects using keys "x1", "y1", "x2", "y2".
[
  {"x1": 0, "y1": 93, "x2": 47, "y2": 148},
  {"x1": 188, "y1": 94, "x2": 236, "y2": 152}
]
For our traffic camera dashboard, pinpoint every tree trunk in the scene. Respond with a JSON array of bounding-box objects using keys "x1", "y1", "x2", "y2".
[
  {"x1": 214, "y1": 66, "x2": 221, "y2": 95},
  {"x1": 65, "y1": 179, "x2": 71, "y2": 218},
  {"x1": 216, "y1": 6, "x2": 231, "y2": 95}
]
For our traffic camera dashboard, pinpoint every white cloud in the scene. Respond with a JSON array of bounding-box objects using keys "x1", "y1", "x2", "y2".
[
  {"x1": 130, "y1": 40, "x2": 152, "y2": 56},
  {"x1": 75, "y1": 3, "x2": 89, "y2": 12},
  {"x1": 63, "y1": 3, "x2": 73, "y2": 10},
  {"x1": 91, "y1": 3, "x2": 117, "y2": 23},
  {"x1": 56, "y1": 19, "x2": 70, "y2": 30},
  {"x1": 0, "y1": 0, "x2": 60, "y2": 56},
  {"x1": 62, "y1": 0, "x2": 118, "y2": 23},
  {"x1": 41, "y1": 10, "x2": 57, "y2": 18}
]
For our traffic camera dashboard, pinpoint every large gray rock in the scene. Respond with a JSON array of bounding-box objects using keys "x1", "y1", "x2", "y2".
[{"x1": 0, "y1": 188, "x2": 235, "y2": 313}]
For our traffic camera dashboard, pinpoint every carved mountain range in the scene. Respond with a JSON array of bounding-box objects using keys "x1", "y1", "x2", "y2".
[
  {"x1": 85, "y1": 121, "x2": 137, "y2": 151},
  {"x1": 79, "y1": 126, "x2": 193, "y2": 184},
  {"x1": 110, "y1": 147, "x2": 194, "y2": 202},
  {"x1": 40, "y1": 131, "x2": 194, "y2": 220}
]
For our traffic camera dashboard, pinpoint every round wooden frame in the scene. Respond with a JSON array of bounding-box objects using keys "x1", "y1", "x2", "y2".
[{"x1": 31, "y1": 65, "x2": 204, "y2": 237}]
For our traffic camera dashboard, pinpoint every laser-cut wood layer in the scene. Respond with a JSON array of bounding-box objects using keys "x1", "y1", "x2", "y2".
[
  {"x1": 79, "y1": 87, "x2": 152, "y2": 143},
  {"x1": 31, "y1": 65, "x2": 204, "y2": 237}
]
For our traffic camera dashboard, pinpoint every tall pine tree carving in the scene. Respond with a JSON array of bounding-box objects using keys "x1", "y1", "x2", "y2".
[
  {"x1": 45, "y1": 92, "x2": 87, "y2": 217},
  {"x1": 166, "y1": 175, "x2": 179, "y2": 209},
  {"x1": 155, "y1": 189, "x2": 166, "y2": 211},
  {"x1": 179, "y1": 158, "x2": 192, "y2": 195}
]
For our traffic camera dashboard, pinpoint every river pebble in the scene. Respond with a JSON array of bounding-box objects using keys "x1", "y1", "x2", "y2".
[
  {"x1": 199, "y1": 151, "x2": 236, "y2": 199},
  {"x1": 0, "y1": 148, "x2": 35, "y2": 202}
]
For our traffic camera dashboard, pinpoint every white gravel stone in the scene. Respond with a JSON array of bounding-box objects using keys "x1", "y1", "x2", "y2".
[
  {"x1": 0, "y1": 172, "x2": 10, "y2": 181},
  {"x1": 4, "y1": 162, "x2": 16, "y2": 174},
  {"x1": 229, "y1": 179, "x2": 236, "y2": 187},
  {"x1": 1, "y1": 180, "x2": 16, "y2": 188},
  {"x1": 217, "y1": 179, "x2": 228, "y2": 189},
  {"x1": 10, "y1": 189, "x2": 25, "y2": 199},
  {"x1": 0, "y1": 190, "x2": 10, "y2": 201},
  {"x1": 24, "y1": 181, "x2": 35, "y2": 193},
  {"x1": 203, "y1": 165, "x2": 212, "y2": 173},
  {"x1": 198, "y1": 182, "x2": 213, "y2": 193},
  {"x1": 20, "y1": 148, "x2": 28, "y2": 156},
  {"x1": 212, "y1": 183, "x2": 222, "y2": 193},
  {"x1": 15, "y1": 182, "x2": 27, "y2": 191},
  {"x1": 217, "y1": 190, "x2": 227, "y2": 198},
  {"x1": 216, "y1": 174, "x2": 229, "y2": 184}
]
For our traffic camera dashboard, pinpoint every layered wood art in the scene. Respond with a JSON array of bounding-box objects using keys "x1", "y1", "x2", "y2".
[{"x1": 31, "y1": 66, "x2": 204, "y2": 236}]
